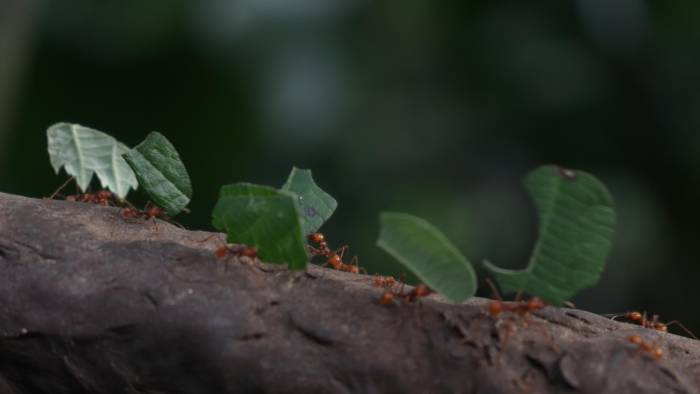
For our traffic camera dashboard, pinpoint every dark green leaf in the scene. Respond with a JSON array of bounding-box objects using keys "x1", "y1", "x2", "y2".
[
  {"x1": 377, "y1": 212, "x2": 477, "y2": 303},
  {"x1": 483, "y1": 165, "x2": 616, "y2": 306},
  {"x1": 212, "y1": 183, "x2": 307, "y2": 270},
  {"x1": 281, "y1": 167, "x2": 337, "y2": 235},
  {"x1": 123, "y1": 132, "x2": 192, "y2": 216}
]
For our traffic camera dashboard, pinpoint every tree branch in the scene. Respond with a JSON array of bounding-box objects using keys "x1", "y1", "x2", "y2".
[{"x1": 0, "y1": 192, "x2": 699, "y2": 393}]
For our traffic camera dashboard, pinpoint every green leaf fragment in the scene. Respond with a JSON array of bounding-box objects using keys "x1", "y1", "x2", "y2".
[
  {"x1": 483, "y1": 165, "x2": 616, "y2": 306},
  {"x1": 377, "y1": 212, "x2": 477, "y2": 303},
  {"x1": 281, "y1": 167, "x2": 337, "y2": 235},
  {"x1": 123, "y1": 132, "x2": 192, "y2": 217},
  {"x1": 47, "y1": 123, "x2": 138, "y2": 198},
  {"x1": 212, "y1": 183, "x2": 308, "y2": 270}
]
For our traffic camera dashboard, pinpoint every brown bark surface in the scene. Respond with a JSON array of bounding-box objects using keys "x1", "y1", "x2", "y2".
[{"x1": 0, "y1": 192, "x2": 699, "y2": 394}]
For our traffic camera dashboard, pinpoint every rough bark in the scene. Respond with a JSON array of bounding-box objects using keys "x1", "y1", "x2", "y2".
[{"x1": 0, "y1": 192, "x2": 699, "y2": 394}]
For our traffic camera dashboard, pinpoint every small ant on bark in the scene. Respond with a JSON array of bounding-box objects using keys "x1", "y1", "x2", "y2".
[
  {"x1": 484, "y1": 278, "x2": 546, "y2": 318},
  {"x1": 379, "y1": 282, "x2": 431, "y2": 305},
  {"x1": 307, "y1": 232, "x2": 366, "y2": 274},
  {"x1": 66, "y1": 190, "x2": 122, "y2": 206},
  {"x1": 48, "y1": 177, "x2": 125, "y2": 207},
  {"x1": 374, "y1": 276, "x2": 399, "y2": 289},
  {"x1": 627, "y1": 335, "x2": 663, "y2": 360},
  {"x1": 609, "y1": 311, "x2": 697, "y2": 339},
  {"x1": 488, "y1": 297, "x2": 546, "y2": 317},
  {"x1": 215, "y1": 244, "x2": 258, "y2": 260},
  {"x1": 119, "y1": 203, "x2": 184, "y2": 229}
]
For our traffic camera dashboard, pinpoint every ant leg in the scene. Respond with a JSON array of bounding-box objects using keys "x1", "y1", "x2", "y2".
[
  {"x1": 664, "y1": 321, "x2": 698, "y2": 340},
  {"x1": 306, "y1": 245, "x2": 325, "y2": 256},
  {"x1": 608, "y1": 313, "x2": 626, "y2": 321},
  {"x1": 334, "y1": 245, "x2": 349, "y2": 260},
  {"x1": 150, "y1": 217, "x2": 159, "y2": 233},
  {"x1": 165, "y1": 218, "x2": 185, "y2": 229},
  {"x1": 47, "y1": 177, "x2": 74, "y2": 199},
  {"x1": 194, "y1": 233, "x2": 220, "y2": 244},
  {"x1": 349, "y1": 256, "x2": 367, "y2": 275},
  {"x1": 513, "y1": 290, "x2": 523, "y2": 303},
  {"x1": 484, "y1": 278, "x2": 503, "y2": 301}
]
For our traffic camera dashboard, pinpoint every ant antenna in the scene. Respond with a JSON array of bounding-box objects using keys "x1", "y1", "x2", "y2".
[
  {"x1": 664, "y1": 321, "x2": 698, "y2": 340},
  {"x1": 47, "y1": 177, "x2": 75, "y2": 199}
]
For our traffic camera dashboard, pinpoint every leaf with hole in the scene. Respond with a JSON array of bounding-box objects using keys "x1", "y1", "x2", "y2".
[
  {"x1": 123, "y1": 132, "x2": 192, "y2": 217},
  {"x1": 212, "y1": 183, "x2": 307, "y2": 270},
  {"x1": 483, "y1": 165, "x2": 616, "y2": 306},
  {"x1": 377, "y1": 212, "x2": 477, "y2": 303},
  {"x1": 281, "y1": 167, "x2": 337, "y2": 235},
  {"x1": 47, "y1": 123, "x2": 138, "y2": 198}
]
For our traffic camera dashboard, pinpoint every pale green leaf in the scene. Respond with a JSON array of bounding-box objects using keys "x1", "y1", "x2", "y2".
[{"x1": 47, "y1": 123, "x2": 138, "y2": 199}]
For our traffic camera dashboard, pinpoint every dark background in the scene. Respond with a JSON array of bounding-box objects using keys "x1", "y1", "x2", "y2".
[{"x1": 2, "y1": 1, "x2": 699, "y2": 333}]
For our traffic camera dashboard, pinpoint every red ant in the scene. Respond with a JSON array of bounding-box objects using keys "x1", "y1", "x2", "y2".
[
  {"x1": 120, "y1": 204, "x2": 167, "y2": 220},
  {"x1": 481, "y1": 279, "x2": 551, "y2": 343},
  {"x1": 66, "y1": 190, "x2": 122, "y2": 206},
  {"x1": 215, "y1": 244, "x2": 258, "y2": 260},
  {"x1": 627, "y1": 335, "x2": 662, "y2": 360},
  {"x1": 307, "y1": 232, "x2": 365, "y2": 274},
  {"x1": 484, "y1": 278, "x2": 546, "y2": 318},
  {"x1": 379, "y1": 282, "x2": 431, "y2": 305},
  {"x1": 609, "y1": 311, "x2": 697, "y2": 339},
  {"x1": 119, "y1": 203, "x2": 184, "y2": 229},
  {"x1": 374, "y1": 275, "x2": 398, "y2": 289},
  {"x1": 488, "y1": 297, "x2": 546, "y2": 317}
]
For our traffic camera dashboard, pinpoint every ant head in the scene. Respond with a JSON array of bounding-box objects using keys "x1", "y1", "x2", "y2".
[
  {"x1": 242, "y1": 247, "x2": 258, "y2": 258},
  {"x1": 652, "y1": 347, "x2": 663, "y2": 360},
  {"x1": 309, "y1": 233, "x2": 324, "y2": 243},
  {"x1": 527, "y1": 297, "x2": 545, "y2": 310},
  {"x1": 379, "y1": 291, "x2": 394, "y2": 305},
  {"x1": 489, "y1": 301, "x2": 503, "y2": 316},
  {"x1": 215, "y1": 247, "x2": 228, "y2": 259},
  {"x1": 628, "y1": 311, "x2": 643, "y2": 321},
  {"x1": 654, "y1": 323, "x2": 667, "y2": 332},
  {"x1": 96, "y1": 190, "x2": 112, "y2": 198},
  {"x1": 627, "y1": 335, "x2": 642, "y2": 345},
  {"x1": 414, "y1": 284, "x2": 431, "y2": 297},
  {"x1": 329, "y1": 254, "x2": 341, "y2": 265}
]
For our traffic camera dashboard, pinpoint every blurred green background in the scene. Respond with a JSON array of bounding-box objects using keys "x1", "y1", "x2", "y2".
[{"x1": 2, "y1": 1, "x2": 700, "y2": 333}]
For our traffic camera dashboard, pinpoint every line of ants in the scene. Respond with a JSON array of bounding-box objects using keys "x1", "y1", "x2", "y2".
[
  {"x1": 194, "y1": 230, "x2": 697, "y2": 362},
  {"x1": 48, "y1": 181, "x2": 695, "y2": 359},
  {"x1": 48, "y1": 179, "x2": 175, "y2": 225},
  {"x1": 308, "y1": 231, "x2": 435, "y2": 305}
]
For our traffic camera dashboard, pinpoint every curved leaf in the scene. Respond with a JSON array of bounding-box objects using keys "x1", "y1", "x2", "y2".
[
  {"x1": 377, "y1": 212, "x2": 477, "y2": 303},
  {"x1": 483, "y1": 165, "x2": 616, "y2": 306},
  {"x1": 47, "y1": 123, "x2": 138, "y2": 198},
  {"x1": 123, "y1": 132, "x2": 192, "y2": 216},
  {"x1": 212, "y1": 183, "x2": 307, "y2": 270},
  {"x1": 281, "y1": 167, "x2": 337, "y2": 235}
]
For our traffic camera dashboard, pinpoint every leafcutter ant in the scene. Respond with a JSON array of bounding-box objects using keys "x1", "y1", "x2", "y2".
[
  {"x1": 307, "y1": 232, "x2": 366, "y2": 274},
  {"x1": 374, "y1": 275, "x2": 399, "y2": 289},
  {"x1": 118, "y1": 203, "x2": 183, "y2": 229},
  {"x1": 379, "y1": 280, "x2": 431, "y2": 305},
  {"x1": 484, "y1": 278, "x2": 546, "y2": 318},
  {"x1": 215, "y1": 244, "x2": 258, "y2": 260},
  {"x1": 609, "y1": 311, "x2": 697, "y2": 339},
  {"x1": 627, "y1": 335, "x2": 662, "y2": 360}
]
